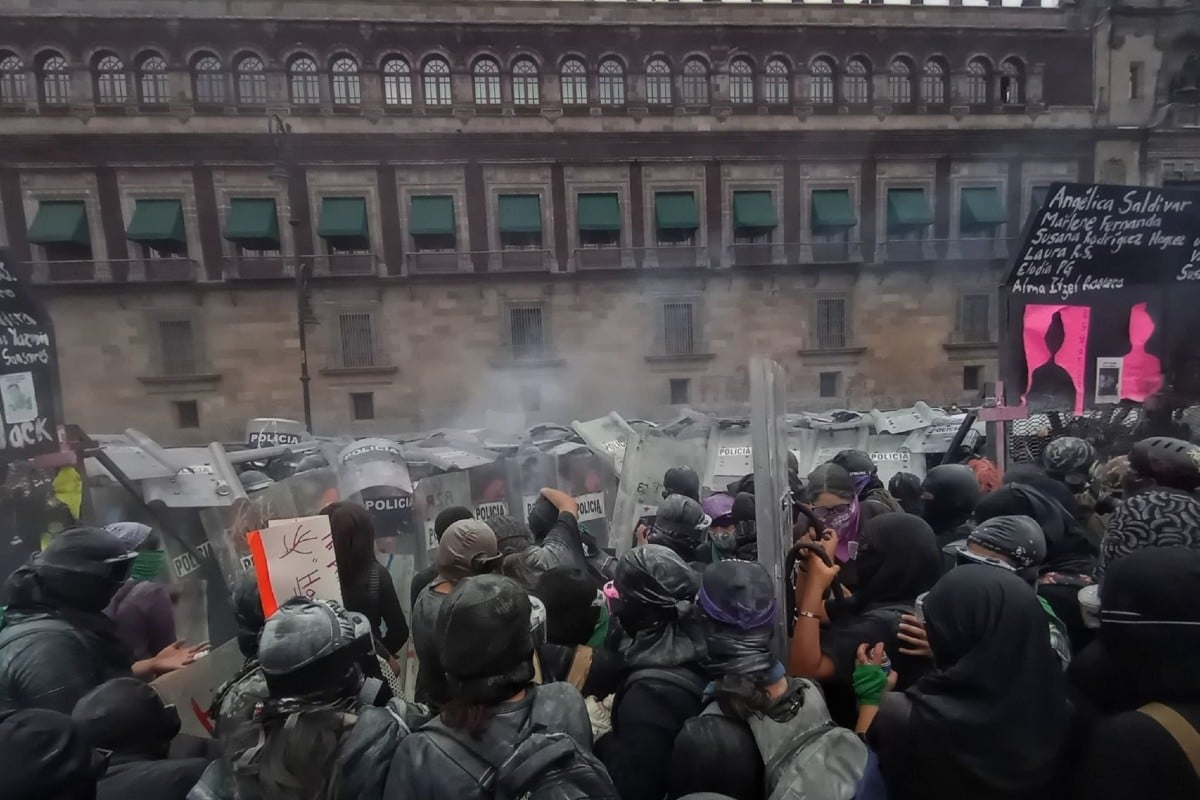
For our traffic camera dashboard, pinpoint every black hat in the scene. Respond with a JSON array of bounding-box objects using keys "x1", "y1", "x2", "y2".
[
  {"x1": 1042, "y1": 437, "x2": 1097, "y2": 489},
  {"x1": 258, "y1": 598, "x2": 373, "y2": 700},
  {"x1": 71, "y1": 677, "x2": 181, "y2": 755},
  {"x1": 806, "y1": 463, "x2": 856, "y2": 500},
  {"x1": 436, "y1": 574, "x2": 535, "y2": 704},
  {"x1": 434, "y1": 506, "x2": 474, "y2": 540},
  {"x1": 488, "y1": 516, "x2": 535, "y2": 556},
  {"x1": 527, "y1": 495, "x2": 560, "y2": 539},
  {"x1": 832, "y1": 449, "x2": 877, "y2": 477},
  {"x1": 655, "y1": 494, "x2": 712, "y2": 539},
  {"x1": 958, "y1": 515, "x2": 1047, "y2": 582},
  {"x1": 0, "y1": 709, "x2": 104, "y2": 800},
  {"x1": 731, "y1": 492, "x2": 757, "y2": 524},
  {"x1": 664, "y1": 466, "x2": 701, "y2": 501}
]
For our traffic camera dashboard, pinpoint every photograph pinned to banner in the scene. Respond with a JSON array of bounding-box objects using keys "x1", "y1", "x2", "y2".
[
  {"x1": 0, "y1": 372, "x2": 37, "y2": 425},
  {"x1": 246, "y1": 515, "x2": 342, "y2": 617},
  {"x1": 1095, "y1": 357, "x2": 1123, "y2": 405}
]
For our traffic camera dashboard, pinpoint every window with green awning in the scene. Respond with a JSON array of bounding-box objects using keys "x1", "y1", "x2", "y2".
[
  {"x1": 886, "y1": 188, "x2": 934, "y2": 232},
  {"x1": 27, "y1": 201, "x2": 90, "y2": 246},
  {"x1": 960, "y1": 187, "x2": 1006, "y2": 230},
  {"x1": 733, "y1": 191, "x2": 777, "y2": 229},
  {"x1": 223, "y1": 198, "x2": 280, "y2": 248},
  {"x1": 811, "y1": 189, "x2": 858, "y2": 230},
  {"x1": 655, "y1": 191, "x2": 699, "y2": 230},
  {"x1": 578, "y1": 193, "x2": 621, "y2": 232},
  {"x1": 317, "y1": 197, "x2": 369, "y2": 241},
  {"x1": 409, "y1": 195, "x2": 456, "y2": 236},
  {"x1": 126, "y1": 199, "x2": 186, "y2": 247},
  {"x1": 498, "y1": 194, "x2": 543, "y2": 234}
]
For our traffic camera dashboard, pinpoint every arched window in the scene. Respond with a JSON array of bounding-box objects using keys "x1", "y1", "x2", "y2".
[
  {"x1": 921, "y1": 58, "x2": 947, "y2": 105},
  {"x1": 382, "y1": 57, "x2": 412, "y2": 106},
  {"x1": 598, "y1": 58, "x2": 625, "y2": 106},
  {"x1": 844, "y1": 57, "x2": 870, "y2": 105},
  {"x1": 1001, "y1": 58, "x2": 1025, "y2": 105},
  {"x1": 560, "y1": 58, "x2": 587, "y2": 106},
  {"x1": 472, "y1": 57, "x2": 501, "y2": 106},
  {"x1": 422, "y1": 56, "x2": 452, "y2": 106},
  {"x1": 682, "y1": 58, "x2": 709, "y2": 105},
  {"x1": 289, "y1": 55, "x2": 320, "y2": 105},
  {"x1": 512, "y1": 58, "x2": 539, "y2": 106},
  {"x1": 192, "y1": 54, "x2": 224, "y2": 105},
  {"x1": 646, "y1": 58, "x2": 672, "y2": 105},
  {"x1": 331, "y1": 56, "x2": 361, "y2": 106},
  {"x1": 0, "y1": 53, "x2": 27, "y2": 106},
  {"x1": 729, "y1": 58, "x2": 754, "y2": 105},
  {"x1": 809, "y1": 58, "x2": 834, "y2": 106},
  {"x1": 888, "y1": 58, "x2": 913, "y2": 105},
  {"x1": 966, "y1": 57, "x2": 991, "y2": 106},
  {"x1": 95, "y1": 53, "x2": 128, "y2": 105},
  {"x1": 235, "y1": 55, "x2": 266, "y2": 105},
  {"x1": 764, "y1": 58, "x2": 790, "y2": 105},
  {"x1": 138, "y1": 53, "x2": 168, "y2": 105},
  {"x1": 38, "y1": 52, "x2": 70, "y2": 106}
]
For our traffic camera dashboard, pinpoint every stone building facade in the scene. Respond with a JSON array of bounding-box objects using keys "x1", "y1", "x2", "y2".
[{"x1": 0, "y1": 0, "x2": 1138, "y2": 442}]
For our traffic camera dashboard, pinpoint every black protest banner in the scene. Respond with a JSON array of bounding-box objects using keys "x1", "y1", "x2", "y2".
[
  {"x1": 1001, "y1": 183, "x2": 1200, "y2": 412},
  {"x1": 0, "y1": 249, "x2": 62, "y2": 460}
]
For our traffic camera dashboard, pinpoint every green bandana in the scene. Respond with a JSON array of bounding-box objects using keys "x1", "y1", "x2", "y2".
[
  {"x1": 131, "y1": 549, "x2": 167, "y2": 582},
  {"x1": 587, "y1": 604, "x2": 611, "y2": 649}
]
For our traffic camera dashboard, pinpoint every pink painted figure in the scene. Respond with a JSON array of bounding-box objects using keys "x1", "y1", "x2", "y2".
[{"x1": 1120, "y1": 302, "x2": 1165, "y2": 402}]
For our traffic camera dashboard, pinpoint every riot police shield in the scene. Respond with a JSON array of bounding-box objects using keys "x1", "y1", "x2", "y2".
[
  {"x1": 706, "y1": 422, "x2": 755, "y2": 491},
  {"x1": 571, "y1": 412, "x2": 636, "y2": 474},
  {"x1": 610, "y1": 427, "x2": 712, "y2": 556},
  {"x1": 750, "y1": 358, "x2": 792, "y2": 660}
]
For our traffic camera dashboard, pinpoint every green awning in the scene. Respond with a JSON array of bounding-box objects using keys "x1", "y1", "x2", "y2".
[
  {"x1": 125, "y1": 199, "x2": 186, "y2": 245},
  {"x1": 655, "y1": 192, "x2": 699, "y2": 230},
  {"x1": 27, "y1": 201, "x2": 90, "y2": 246},
  {"x1": 960, "y1": 187, "x2": 1006, "y2": 228},
  {"x1": 409, "y1": 195, "x2": 456, "y2": 236},
  {"x1": 886, "y1": 188, "x2": 934, "y2": 231},
  {"x1": 317, "y1": 197, "x2": 368, "y2": 239},
  {"x1": 811, "y1": 189, "x2": 858, "y2": 229},
  {"x1": 498, "y1": 194, "x2": 542, "y2": 234},
  {"x1": 733, "y1": 191, "x2": 777, "y2": 229},
  {"x1": 223, "y1": 198, "x2": 280, "y2": 246},
  {"x1": 578, "y1": 193, "x2": 621, "y2": 232}
]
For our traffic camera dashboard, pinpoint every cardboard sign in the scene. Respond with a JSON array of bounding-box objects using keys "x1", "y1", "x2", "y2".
[
  {"x1": 0, "y1": 250, "x2": 61, "y2": 462},
  {"x1": 247, "y1": 515, "x2": 342, "y2": 616},
  {"x1": 151, "y1": 640, "x2": 246, "y2": 738}
]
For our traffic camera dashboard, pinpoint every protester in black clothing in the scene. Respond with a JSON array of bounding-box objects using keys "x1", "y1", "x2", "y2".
[
  {"x1": 920, "y1": 464, "x2": 981, "y2": 549},
  {"x1": 647, "y1": 494, "x2": 712, "y2": 564},
  {"x1": 323, "y1": 502, "x2": 408, "y2": 660},
  {"x1": 0, "y1": 708, "x2": 105, "y2": 800},
  {"x1": 533, "y1": 567, "x2": 624, "y2": 698},
  {"x1": 496, "y1": 497, "x2": 593, "y2": 591},
  {"x1": 409, "y1": 505, "x2": 474, "y2": 608},
  {"x1": 0, "y1": 528, "x2": 200, "y2": 714},
  {"x1": 596, "y1": 545, "x2": 709, "y2": 800},
  {"x1": 71, "y1": 678, "x2": 209, "y2": 800},
  {"x1": 1095, "y1": 487, "x2": 1200, "y2": 583},
  {"x1": 1071, "y1": 548, "x2": 1200, "y2": 800},
  {"x1": 831, "y1": 450, "x2": 903, "y2": 521},
  {"x1": 789, "y1": 513, "x2": 940, "y2": 727},
  {"x1": 865, "y1": 566, "x2": 1070, "y2": 800},
  {"x1": 888, "y1": 472, "x2": 924, "y2": 517},
  {"x1": 210, "y1": 573, "x2": 268, "y2": 743},
  {"x1": 663, "y1": 465, "x2": 701, "y2": 502}
]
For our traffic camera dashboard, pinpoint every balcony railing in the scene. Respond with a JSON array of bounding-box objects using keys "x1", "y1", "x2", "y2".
[
  {"x1": 490, "y1": 248, "x2": 553, "y2": 272},
  {"x1": 221, "y1": 255, "x2": 294, "y2": 280},
  {"x1": 875, "y1": 237, "x2": 1015, "y2": 263},
  {"x1": 29, "y1": 258, "x2": 201, "y2": 285},
  {"x1": 647, "y1": 245, "x2": 707, "y2": 269},
  {"x1": 573, "y1": 246, "x2": 635, "y2": 271},
  {"x1": 729, "y1": 242, "x2": 779, "y2": 267},
  {"x1": 307, "y1": 253, "x2": 381, "y2": 277},
  {"x1": 406, "y1": 250, "x2": 469, "y2": 274}
]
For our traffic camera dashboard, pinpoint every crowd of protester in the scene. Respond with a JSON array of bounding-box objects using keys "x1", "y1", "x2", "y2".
[{"x1": 1, "y1": 433, "x2": 1200, "y2": 800}]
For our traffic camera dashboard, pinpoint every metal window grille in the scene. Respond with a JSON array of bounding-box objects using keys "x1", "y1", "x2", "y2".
[
  {"x1": 0, "y1": 55, "x2": 27, "y2": 104},
  {"x1": 473, "y1": 58, "x2": 501, "y2": 105},
  {"x1": 809, "y1": 59, "x2": 834, "y2": 105},
  {"x1": 383, "y1": 59, "x2": 413, "y2": 106},
  {"x1": 966, "y1": 59, "x2": 990, "y2": 105},
  {"x1": 729, "y1": 60, "x2": 753, "y2": 105},
  {"x1": 598, "y1": 59, "x2": 625, "y2": 106},
  {"x1": 815, "y1": 297, "x2": 848, "y2": 350},
  {"x1": 1000, "y1": 59, "x2": 1023, "y2": 104},
  {"x1": 41, "y1": 55, "x2": 70, "y2": 105},
  {"x1": 646, "y1": 60, "x2": 672, "y2": 105},
  {"x1": 289, "y1": 57, "x2": 321, "y2": 105},
  {"x1": 819, "y1": 371, "x2": 841, "y2": 398},
  {"x1": 96, "y1": 55, "x2": 128, "y2": 104},
  {"x1": 350, "y1": 392, "x2": 375, "y2": 421},
  {"x1": 663, "y1": 302, "x2": 696, "y2": 357},
  {"x1": 888, "y1": 59, "x2": 912, "y2": 104},
  {"x1": 509, "y1": 304, "x2": 546, "y2": 359},
  {"x1": 844, "y1": 59, "x2": 869, "y2": 104},
  {"x1": 670, "y1": 378, "x2": 690, "y2": 405},
  {"x1": 236, "y1": 57, "x2": 267, "y2": 105},
  {"x1": 338, "y1": 312, "x2": 377, "y2": 368},
  {"x1": 139, "y1": 55, "x2": 169, "y2": 105},
  {"x1": 681, "y1": 59, "x2": 709, "y2": 105},
  {"x1": 764, "y1": 59, "x2": 789, "y2": 105},
  {"x1": 331, "y1": 57, "x2": 361, "y2": 105},
  {"x1": 193, "y1": 56, "x2": 224, "y2": 104},
  {"x1": 958, "y1": 295, "x2": 992, "y2": 343},
  {"x1": 157, "y1": 319, "x2": 197, "y2": 376},
  {"x1": 921, "y1": 60, "x2": 945, "y2": 105},
  {"x1": 423, "y1": 58, "x2": 452, "y2": 105},
  {"x1": 512, "y1": 59, "x2": 540, "y2": 106},
  {"x1": 561, "y1": 59, "x2": 587, "y2": 105}
]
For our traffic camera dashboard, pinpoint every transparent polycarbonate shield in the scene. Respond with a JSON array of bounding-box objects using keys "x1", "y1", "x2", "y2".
[
  {"x1": 337, "y1": 438, "x2": 414, "y2": 498},
  {"x1": 415, "y1": 471, "x2": 472, "y2": 553},
  {"x1": 507, "y1": 447, "x2": 561, "y2": 522},
  {"x1": 244, "y1": 417, "x2": 311, "y2": 448},
  {"x1": 557, "y1": 450, "x2": 617, "y2": 549},
  {"x1": 468, "y1": 459, "x2": 515, "y2": 523},
  {"x1": 611, "y1": 429, "x2": 711, "y2": 556},
  {"x1": 750, "y1": 357, "x2": 792, "y2": 660},
  {"x1": 799, "y1": 426, "x2": 870, "y2": 477},
  {"x1": 571, "y1": 412, "x2": 636, "y2": 474},
  {"x1": 865, "y1": 433, "x2": 925, "y2": 484},
  {"x1": 705, "y1": 423, "x2": 755, "y2": 492}
]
